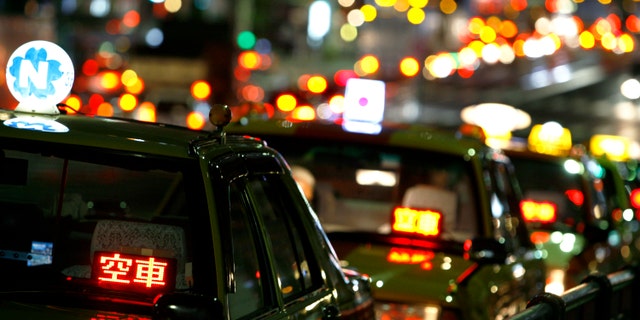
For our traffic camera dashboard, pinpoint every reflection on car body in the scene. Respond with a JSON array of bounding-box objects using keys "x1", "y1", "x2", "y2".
[{"x1": 227, "y1": 119, "x2": 547, "y2": 320}]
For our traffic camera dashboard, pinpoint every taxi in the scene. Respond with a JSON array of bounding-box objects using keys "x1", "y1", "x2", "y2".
[
  {"x1": 588, "y1": 134, "x2": 640, "y2": 264},
  {"x1": 0, "y1": 41, "x2": 374, "y2": 319},
  {"x1": 226, "y1": 118, "x2": 547, "y2": 320},
  {"x1": 500, "y1": 122, "x2": 631, "y2": 293}
]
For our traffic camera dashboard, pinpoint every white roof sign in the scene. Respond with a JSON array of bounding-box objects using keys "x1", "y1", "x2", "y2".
[{"x1": 5, "y1": 40, "x2": 75, "y2": 115}]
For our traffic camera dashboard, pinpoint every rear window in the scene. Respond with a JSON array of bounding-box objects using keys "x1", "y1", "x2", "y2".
[
  {"x1": 263, "y1": 137, "x2": 480, "y2": 242},
  {"x1": 0, "y1": 146, "x2": 204, "y2": 301},
  {"x1": 509, "y1": 156, "x2": 588, "y2": 226}
]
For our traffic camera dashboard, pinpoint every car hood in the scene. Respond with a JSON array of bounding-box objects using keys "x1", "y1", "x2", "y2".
[{"x1": 341, "y1": 243, "x2": 474, "y2": 305}]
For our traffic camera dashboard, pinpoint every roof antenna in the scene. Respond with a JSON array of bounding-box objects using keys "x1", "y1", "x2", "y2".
[{"x1": 209, "y1": 104, "x2": 232, "y2": 142}]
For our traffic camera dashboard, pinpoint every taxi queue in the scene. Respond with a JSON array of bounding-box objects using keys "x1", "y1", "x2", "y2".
[
  {"x1": 2, "y1": 40, "x2": 640, "y2": 320},
  {"x1": 225, "y1": 113, "x2": 640, "y2": 320}
]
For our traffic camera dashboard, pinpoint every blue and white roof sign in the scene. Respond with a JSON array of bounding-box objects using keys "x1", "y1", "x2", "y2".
[{"x1": 5, "y1": 40, "x2": 75, "y2": 115}]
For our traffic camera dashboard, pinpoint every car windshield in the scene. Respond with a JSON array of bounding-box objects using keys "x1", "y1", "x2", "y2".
[
  {"x1": 0, "y1": 145, "x2": 202, "y2": 302},
  {"x1": 262, "y1": 136, "x2": 479, "y2": 242}
]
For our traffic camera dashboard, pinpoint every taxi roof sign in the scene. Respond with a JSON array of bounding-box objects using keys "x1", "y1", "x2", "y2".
[
  {"x1": 528, "y1": 122, "x2": 572, "y2": 157},
  {"x1": 590, "y1": 134, "x2": 630, "y2": 162},
  {"x1": 6, "y1": 40, "x2": 75, "y2": 115},
  {"x1": 342, "y1": 78, "x2": 385, "y2": 134}
]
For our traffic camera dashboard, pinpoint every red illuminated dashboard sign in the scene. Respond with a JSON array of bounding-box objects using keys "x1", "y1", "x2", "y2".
[
  {"x1": 93, "y1": 251, "x2": 176, "y2": 293},
  {"x1": 391, "y1": 207, "x2": 442, "y2": 237}
]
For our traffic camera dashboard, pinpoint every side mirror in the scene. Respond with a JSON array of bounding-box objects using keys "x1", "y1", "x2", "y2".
[
  {"x1": 154, "y1": 293, "x2": 223, "y2": 320},
  {"x1": 467, "y1": 237, "x2": 508, "y2": 264}
]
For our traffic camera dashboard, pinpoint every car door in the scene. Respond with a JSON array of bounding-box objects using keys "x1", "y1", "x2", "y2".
[
  {"x1": 211, "y1": 151, "x2": 339, "y2": 319},
  {"x1": 464, "y1": 158, "x2": 546, "y2": 319}
]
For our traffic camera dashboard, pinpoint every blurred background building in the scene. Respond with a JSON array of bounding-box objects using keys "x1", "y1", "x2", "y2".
[{"x1": 1, "y1": 0, "x2": 640, "y2": 146}]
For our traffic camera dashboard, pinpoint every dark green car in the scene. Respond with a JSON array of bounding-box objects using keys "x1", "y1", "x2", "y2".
[
  {"x1": 227, "y1": 120, "x2": 547, "y2": 320},
  {"x1": 0, "y1": 106, "x2": 374, "y2": 319},
  {"x1": 504, "y1": 147, "x2": 632, "y2": 293}
]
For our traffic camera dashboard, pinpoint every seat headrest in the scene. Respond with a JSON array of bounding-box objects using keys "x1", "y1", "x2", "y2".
[{"x1": 402, "y1": 184, "x2": 458, "y2": 231}]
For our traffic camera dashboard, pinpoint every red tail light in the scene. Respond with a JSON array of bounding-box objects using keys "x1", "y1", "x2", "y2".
[
  {"x1": 630, "y1": 188, "x2": 640, "y2": 209},
  {"x1": 565, "y1": 189, "x2": 584, "y2": 207},
  {"x1": 93, "y1": 251, "x2": 176, "y2": 294},
  {"x1": 520, "y1": 200, "x2": 557, "y2": 223},
  {"x1": 391, "y1": 206, "x2": 442, "y2": 237}
]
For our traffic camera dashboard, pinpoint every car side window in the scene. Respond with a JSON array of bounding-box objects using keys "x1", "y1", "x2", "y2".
[
  {"x1": 488, "y1": 161, "x2": 530, "y2": 251},
  {"x1": 226, "y1": 172, "x2": 322, "y2": 318},
  {"x1": 227, "y1": 181, "x2": 267, "y2": 319},
  {"x1": 247, "y1": 176, "x2": 320, "y2": 301}
]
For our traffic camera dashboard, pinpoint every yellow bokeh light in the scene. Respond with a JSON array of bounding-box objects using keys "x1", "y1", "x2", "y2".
[
  {"x1": 63, "y1": 95, "x2": 81, "y2": 114},
  {"x1": 291, "y1": 105, "x2": 316, "y2": 121},
  {"x1": 468, "y1": 40, "x2": 485, "y2": 56},
  {"x1": 601, "y1": 32, "x2": 616, "y2": 50},
  {"x1": 479, "y1": 26, "x2": 497, "y2": 43},
  {"x1": 408, "y1": 0, "x2": 428, "y2": 8},
  {"x1": 100, "y1": 71, "x2": 120, "y2": 90},
  {"x1": 125, "y1": 77, "x2": 145, "y2": 95},
  {"x1": 340, "y1": 24, "x2": 358, "y2": 42},
  {"x1": 136, "y1": 101, "x2": 156, "y2": 123},
  {"x1": 186, "y1": 111, "x2": 206, "y2": 130},
  {"x1": 276, "y1": 94, "x2": 297, "y2": 112},
  {"x1": 595, "y1": 19, "x2": 612, "y2": 36},
  {"x1": 119, "y1": 93, "x2": 138, "y2": 111},
  {"x1": 238, "y1": 51, "x2": 261, "y2": 70},
  {"x1": 399, "y1": 57, "x2": 420, "y2": 77},
  {"x1": 361, "y1": 4, "x2": 377, "y2": 22},
  {"x1": 618, "y1": 33, "x2": 635, "y2": 53},
  {"x1": 360, "y1": 55, "x2": 380, "y2": 74},
  {"x1": 468, "y1": 17, "x2": 485, "y2": 35},
  {"x1": 191, "y1": 80, "x2": 212, "y2": 100},
  {"x1": 307, "y1": 75, "x2": 328, "y2": 94},
  {"x1": 579, "y1": 31, "x2": 595, "y2": 49},
  {"x1": 329, "y1": 95, "x2": 345, "y2": 114},
  {"x1": 121, "y1": 69, "x2": 138, "y2": 87},
  {"x1": 375, "y1": 0, "x2": 397, "y2": 7},
  {"x1": 407, "y1": 7, "x2": 425, "y2": 24}
]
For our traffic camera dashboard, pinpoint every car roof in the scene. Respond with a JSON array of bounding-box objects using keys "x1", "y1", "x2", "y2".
[
  {"x1": 0, "y1": 109, "x2": 266, "y2": 159},
  {"x1": 226, "y1": 119, "x2": 491, "y2": 157}
]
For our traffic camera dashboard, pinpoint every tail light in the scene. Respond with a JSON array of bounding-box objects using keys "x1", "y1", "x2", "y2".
[
  {"x1": 520, "y1": 199, "x2": 557, "y2": 223},
  {"x1": 564, "y1": 189, "x2": 584, "y2": 207},
  {"x1": 630, "y1": 188, "x2": 640, "y2": 209}
]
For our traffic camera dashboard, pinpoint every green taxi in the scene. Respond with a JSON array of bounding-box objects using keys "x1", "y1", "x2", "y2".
[
  {"x1": 226, "y1": 119, "x2": 547, "y2": 320},
  {"x1": 503, "y1": 141, "x2": 628, "y2": 293},
  {"x1": 0, "y1": 41, "x2": 374, "y2": 319}
]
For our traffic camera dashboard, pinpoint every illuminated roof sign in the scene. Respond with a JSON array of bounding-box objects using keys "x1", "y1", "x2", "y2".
[
  {"x1": 342, "y1": 78, "x2": 386, "y2": 135},
  {"x1": 5, "y1": 40, "x2": 75, "y2": 115}
]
